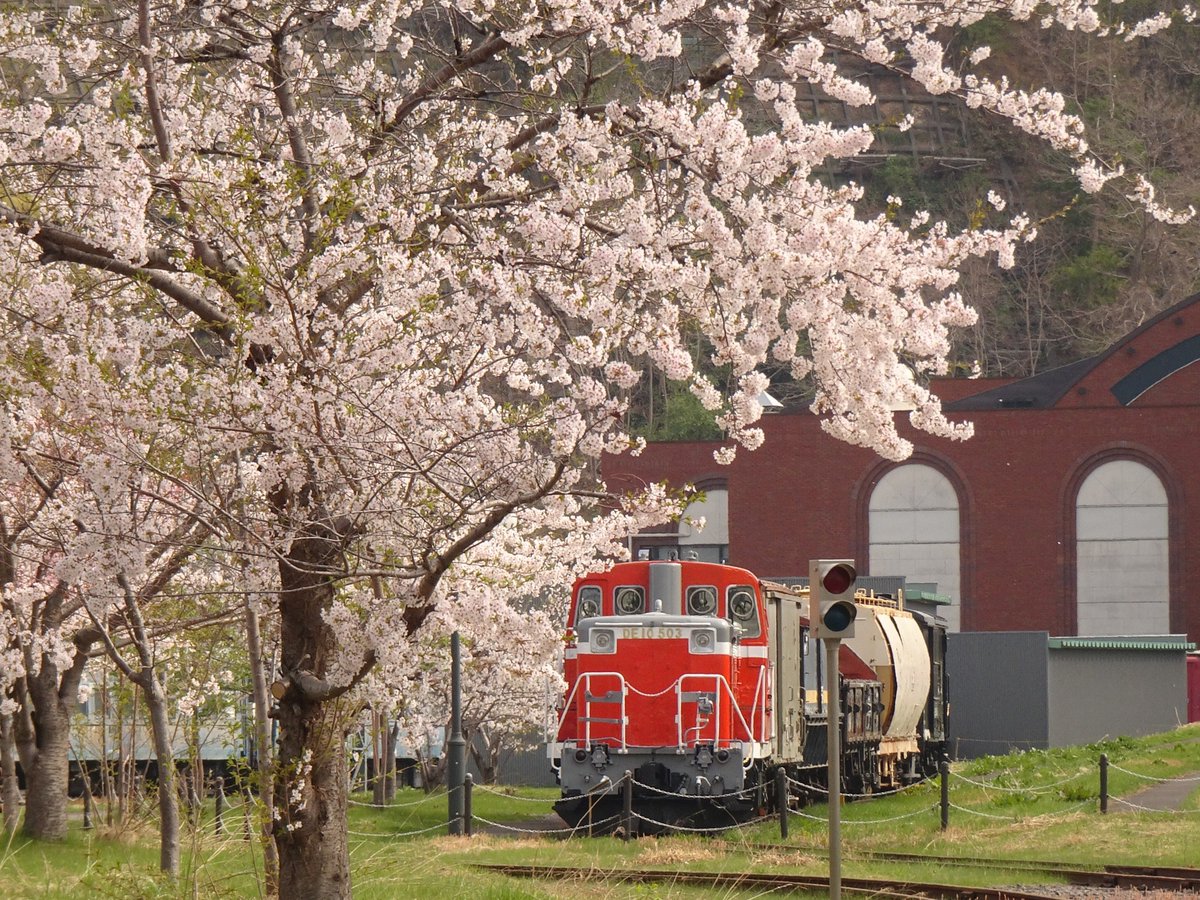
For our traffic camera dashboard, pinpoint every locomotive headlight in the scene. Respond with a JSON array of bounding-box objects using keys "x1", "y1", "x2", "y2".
[
  {"x1": 689, "y1": 627, "x2": 717, "y2": 654},
  {"x1": 591, "y1": 628, "x2": 616, "y2": 654}
]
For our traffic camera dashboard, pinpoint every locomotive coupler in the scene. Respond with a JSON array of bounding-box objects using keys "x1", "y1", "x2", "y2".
[{"x1": 588, "y1": 743, "x2": 611, "y2": 771}]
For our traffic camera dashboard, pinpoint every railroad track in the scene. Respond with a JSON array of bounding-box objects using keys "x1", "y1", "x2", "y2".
[
  {"x1": 477, "y1": 859, "x2": 1200, "y2": 896},
  {"x1": 478, "y1": 863, "x2": 1065, "y2": 898},
  {"x1": 723, "y1": 841, "x2": 1200, "y2": 890}
]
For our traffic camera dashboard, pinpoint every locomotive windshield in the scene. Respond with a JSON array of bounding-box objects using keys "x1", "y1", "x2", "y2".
[
  {"x1": 687, "y1": 586, "x2": 717, "y2": 616},
  {"x1": 614, "y1": 586, "x2": 645, "y2": 615},
  {"x1": 576, "y1": 585, "x2": 602, "y2": 621},
  {"x1": 727, "y1": 585, "x2": 761, "y2": 638}
]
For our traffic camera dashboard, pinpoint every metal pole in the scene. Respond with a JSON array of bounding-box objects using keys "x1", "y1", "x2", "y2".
[
  {"x1": 826, "y1": 637, "x2": 842, "y2": 900},
  {"x1": 940, "y1": 758, "x2": 950, "y2": 830},
  {"x1": 1099, "y1": 753, "x2": 1108, "y2": 814},
  {"x1": 775, "y1": 767, "x2": 788, "y2": 839},
  {"x1": 447, "y1": 631, "x2": 467, "y2": 836},
  {"x1": 622, "y1": 770, "x2": 633, "y2": 841},
  {"x1": 463, "y1": 774, "x2": 473, "y2": 837}
]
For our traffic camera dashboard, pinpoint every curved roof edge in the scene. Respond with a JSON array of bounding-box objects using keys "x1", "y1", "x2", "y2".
[{"x1": 943, "y1": 292, "x2": 1200, "y2": 412}]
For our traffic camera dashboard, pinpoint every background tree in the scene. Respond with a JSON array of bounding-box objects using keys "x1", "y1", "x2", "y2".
[
  {"x1": 0, "y1": 405, "x2": 101, "y2": 841},
  {"x1": 379, "y1": 585, "x2": 564, "y2": 787}
]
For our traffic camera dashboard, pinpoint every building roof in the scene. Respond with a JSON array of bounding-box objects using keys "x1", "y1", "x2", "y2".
[
  {"x1": 943, "y1": 357, "x2": 1098, "y2": 411},
  {"x1": 944, "y1": 291, "x2": 1200, "y2": 412},
  {"x1": 1047, "y1": 636, "x2": 1196, "y2": 651}
]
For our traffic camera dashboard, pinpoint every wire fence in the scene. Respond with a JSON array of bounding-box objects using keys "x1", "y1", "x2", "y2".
[
  {"x1": 135, "y1": 749, "x2": 1199, "y2": 845},
  {"x1": 385, "y1": 753, "x2": 1197, "y2": 840},
  {"x1": 1108, "y1": 762, "x2": 1200, "y2": 784}
]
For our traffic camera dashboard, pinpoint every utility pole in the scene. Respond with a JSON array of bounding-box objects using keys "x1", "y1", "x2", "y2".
[{"x1": 826, "y1": 636, "x2": 842, "y2": 899}]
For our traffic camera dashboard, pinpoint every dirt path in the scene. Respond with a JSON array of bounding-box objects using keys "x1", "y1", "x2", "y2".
[{"x1": 1112, "y1": 773, "x2": 1200, "y2": 812}]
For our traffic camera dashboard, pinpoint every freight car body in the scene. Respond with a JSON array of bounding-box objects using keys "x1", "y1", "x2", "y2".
[{"x1": 550, "y1": 560, "x2": 947, "y2": 832}]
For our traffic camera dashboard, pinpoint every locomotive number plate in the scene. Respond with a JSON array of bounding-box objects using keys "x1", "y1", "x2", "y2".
[{"x1": 621, "y1": 626, "x2": 684, "y2": 640}]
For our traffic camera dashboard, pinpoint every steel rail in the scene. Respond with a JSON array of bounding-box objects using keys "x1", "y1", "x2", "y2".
[
  {"x1": 723, "y1": 842, "x2": 1200, "y2": 891},
  {"x1": 474, "y1": 862, "x2": 1070, "y2": 899}
]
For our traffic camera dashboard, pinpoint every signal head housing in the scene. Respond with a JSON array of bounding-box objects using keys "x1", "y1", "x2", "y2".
[{"x1": 809, "y1": 558, "x2": 858, "y2": 639}]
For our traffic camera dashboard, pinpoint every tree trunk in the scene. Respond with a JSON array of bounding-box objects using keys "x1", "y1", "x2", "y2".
[
  {"x1": 467, "y1": 728, "x2": 501, "y2": 785},
  {"x1": 371, "y1": 711, "x2": 385, "y2": 807},
  {"x1": 245, "y1": 598, "x2": 279, "y2": 895},
  {"x1": 418, "y1": 750, "x2": 447, "y2": 792},
  {"x1": 116, "y1": 687, "x2": 128, "y2": 825},
  {"x1": 15, "y1": 645, "x2": 89, "y2": 841},
  {"x1": 384, "y1": 719, "x2": 398, "y2": 802},
  {"x1": 0, "y1": 713, "x2": 21, "y2": 832},
  {"x1": 273, "y1": 527, "x2": 356, "y2": 900},
  {"x1": 141, "y1": 673, "x2": 180, "y2": 877},
  {"x1": 100, "y1": 675, "x2": 113, "y2": 826},
  {"x1": 20, "y1": 729, "x2": 70, "y2": 839}
]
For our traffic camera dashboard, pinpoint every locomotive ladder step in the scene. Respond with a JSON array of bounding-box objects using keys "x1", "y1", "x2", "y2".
[
  {"x1": 585, "y1": 691, "x2": 623, "y2": 702},
  {"x1": 578, "y1": 716, "x2": 624, "y2": 724}
]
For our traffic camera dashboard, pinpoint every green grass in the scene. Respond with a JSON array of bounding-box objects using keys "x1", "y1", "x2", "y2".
[{"x1": 3, "y1": 724, "x2": 1199, "y2": 898}]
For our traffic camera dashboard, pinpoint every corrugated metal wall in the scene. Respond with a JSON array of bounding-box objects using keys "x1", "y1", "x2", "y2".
[
  {"x1": 1048, "y1": 649, "x2": 1188, "y2": 746},
  {"x1": 947, "y1": 632, "x2": 1050, "y2": 759}
]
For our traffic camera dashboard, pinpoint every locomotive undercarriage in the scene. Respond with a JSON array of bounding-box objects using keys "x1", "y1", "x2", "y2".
[
  {"x1": 554, "y1": 738, "x2": 945, "y2": 834},
  {"x1": 553, "y1": 744, "x2": 761, "y2": 834}
]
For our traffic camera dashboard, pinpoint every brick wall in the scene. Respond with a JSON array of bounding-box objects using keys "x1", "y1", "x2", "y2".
[{"x1": 605, "y1": 293, "x2": 1200, "y2": 643}]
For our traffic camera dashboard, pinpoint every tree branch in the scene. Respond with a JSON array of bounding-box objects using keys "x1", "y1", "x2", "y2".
[
  {"x1": 1, "y1": 209, "x2": 234, "y2": 341},
  {"x1": 282, "y1": 648, "x2": 378, "y2": 703},
  {"x1": 403, "y1": 458, "x2": 569, "y2": 635},
  {"x1": 368, "y1": 32, "x2": 511, "y2": 157},
  {"x1": 139, "y1": 0, "x2": 173, "y2": 164},
  {"x1": 268, "y1": 30, "x2": 320, "y2": 252}
]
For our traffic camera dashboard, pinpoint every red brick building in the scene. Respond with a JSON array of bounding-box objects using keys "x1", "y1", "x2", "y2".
[{"x1": 607, "y1": 292, "x2": 1200, "y2": 643}]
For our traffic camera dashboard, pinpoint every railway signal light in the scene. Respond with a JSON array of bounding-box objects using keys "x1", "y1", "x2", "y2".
[{"x1": 809, "y1": 559, "x2": 857, "y2": 640}]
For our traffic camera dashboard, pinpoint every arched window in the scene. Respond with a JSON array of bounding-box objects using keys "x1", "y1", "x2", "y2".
[
  {"x1": 632, "y1": 485, "x2": 729, "y2": 563},
  {"x1": 869, "y1": 464, "x2": 962, "y2": 631},
  {"x1": 675, "y1": 488, "x2": 728, "y2": 563},
  {"x1": 1076, "y1": 459, "x2": 1169, "y2": 635}
]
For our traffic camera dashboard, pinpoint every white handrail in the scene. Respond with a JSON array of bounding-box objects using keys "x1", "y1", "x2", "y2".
[
  {"x1": 676, "y1": 673, "x2": 757, "y2": 748},
  {"x1": 555, "y1": 672, "x2": 628, "y2": 750}
]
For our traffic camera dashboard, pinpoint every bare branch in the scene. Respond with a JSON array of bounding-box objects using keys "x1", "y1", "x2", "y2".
[{"x1": 368, "y1": 32, "x2": 510, "y2": 157}]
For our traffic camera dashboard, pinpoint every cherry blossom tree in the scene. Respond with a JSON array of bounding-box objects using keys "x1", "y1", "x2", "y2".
[
  {"x1": 0, "y1": 403, "x2": 106, "y2": 842},
  {"x1": 0, "y1": 398, "x2": 228, "y2": 865},
  {"x1": 1, "y1": 0, "x2": 1192, "y2": 895},
  {"x1": 371, "y1": 583, "x2": 565, "y2": 788}
]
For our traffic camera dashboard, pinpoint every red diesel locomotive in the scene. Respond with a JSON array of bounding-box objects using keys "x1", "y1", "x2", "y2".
[{"x1": 549, "y1": 559, "x2": 948, "y2": 832}]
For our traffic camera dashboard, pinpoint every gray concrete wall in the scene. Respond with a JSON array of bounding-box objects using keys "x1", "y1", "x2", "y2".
[
  {"x1": 947, "y1": 632, "x2": 1050, "y2": 759},
  {"x1": 1047, "y1": 649, "x2": 1190, "y2": 746}
]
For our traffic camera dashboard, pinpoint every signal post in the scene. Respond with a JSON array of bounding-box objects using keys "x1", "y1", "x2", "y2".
[{"x1": 809, "y1": 559, "x2": 858, "y2": 900}]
